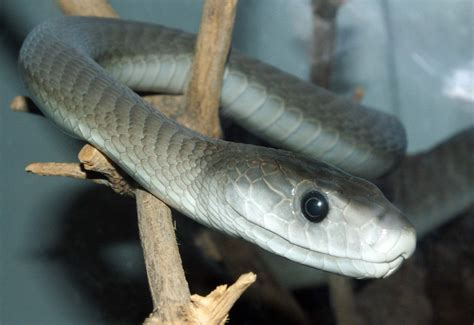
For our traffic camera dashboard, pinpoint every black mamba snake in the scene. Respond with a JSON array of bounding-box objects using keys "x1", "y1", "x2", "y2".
[{"x1": 19, "y1": 17, "x2": 416, "y2": 278}]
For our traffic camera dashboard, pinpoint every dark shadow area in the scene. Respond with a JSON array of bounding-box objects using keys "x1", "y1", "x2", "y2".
[
  {"x1": 422, "y1": 208, "x2": 474, "y2": 325},
  {"x1": 39, "y1": 187, "x2": 151, "y2": 323}
]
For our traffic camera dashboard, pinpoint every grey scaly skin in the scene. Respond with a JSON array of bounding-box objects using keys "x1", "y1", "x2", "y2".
[{"x1": 19, "y1": 17, "x2": 415, "y2": 278}]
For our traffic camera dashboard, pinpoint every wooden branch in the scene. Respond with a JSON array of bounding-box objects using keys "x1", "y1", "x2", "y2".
[
  {"x1": 187, "y1": 273, "x2": 256, "y2": 324},
  {"x1": 143, "y1": 273, "x2": 256, "y2": 325},
  {"x1": 78, "y1": 144, "x2": 135, "y2": 196},
  {"x1": 9, "y1": 95, "x2": 27, "y2": 110},
  {"x1": 10, "y1": 95, "x2": 45, "y2": 116},
  {"x1": 16, "y1": 0, "x2": 254, "y2": 324},
  {"x1": 25, "y1": 145, "x2": 135, "y2": 196},
  {"x1": 180, "y1": 0, "x2": 238, "y2": 138},
  {"x1": 195, "y1": 232, "x2": 311, "y2": 324},
  {"x1": 136, "y1": 189, "x2": 191, "y2": 321},
  {"x1": 25, "y1": 162, "x2": 87, "y2": 179},
  {"x1": 352, "y1": 86, "x2": 364, "y2": 102},
  {"x1": 57, "y1": 0, "x2": 118, "y2": 17},
  {"x1": 142, "y1": 95, "x2": 184, "y2": 119}
]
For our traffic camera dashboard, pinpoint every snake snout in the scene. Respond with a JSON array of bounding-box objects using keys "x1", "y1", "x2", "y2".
[
  {"x1": 375, "y1": 207, "x2": 417, "y2": 262},
  {"x1": 390, "y1": 223, "x2": 416, "y2": 260}
]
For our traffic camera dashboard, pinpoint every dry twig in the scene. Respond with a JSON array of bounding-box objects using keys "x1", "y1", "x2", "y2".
[
  {"x1": 16, "y1": 0, "x2": 259, "y2": 324},
  {"x1": 180, "y1": 0, "x2": 238, "y2": 138},
  {"x1": 57, "y1": 0, "x2": 118, "y2": 17}
]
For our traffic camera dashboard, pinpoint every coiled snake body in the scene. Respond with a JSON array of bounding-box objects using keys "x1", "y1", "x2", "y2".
[{"x1": 19, "y1": 17, "x2": 416, "y2": 278}]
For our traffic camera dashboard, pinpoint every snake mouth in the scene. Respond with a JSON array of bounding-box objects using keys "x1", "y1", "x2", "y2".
[
  {"x1": 226, "y1": 198, "x2": 415, "y2": 278},
  {"x1": 243, "y1": 229, "x2": 410, "y2": 278},
  {"x1": 380, "y1": 255, "x2": 405, "y2": 278},
  {"x1": 300, "y1": 246, "x2": 407, "y2": 279},
  {"x1": 239, "y1": 215, "x2": 413, "y2": 278},
  {"x1": 300, "y1": 229, "x2": 414, "y2": 278},
  {"x1": 287, "y1": 245, "x2": 408, "y2": 279}
]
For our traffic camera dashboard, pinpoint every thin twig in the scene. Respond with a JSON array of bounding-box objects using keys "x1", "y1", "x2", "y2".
[
  {"x1": 25, "y1": 162, "x2": 86, "y2": 179},
  {"x1": 10, "y1": 96, "x2": 40, "y2": 114},
  {"x1": 25, "y1": 146, "x2": 135, "y2": 197},
  {"x1": 180, "y1": 0, "x2": 238, "y2": 138},
  {"x1": 56, "y1": 0, "x2": 118, "y2": 17},
  {"x1": 188, "y1": 273, "x2": 257, "y2": 324}
]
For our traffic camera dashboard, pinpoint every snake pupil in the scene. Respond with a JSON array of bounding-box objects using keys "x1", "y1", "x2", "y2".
[{"x1": 301, "y1": 191, "x2": 329, "y2": 222}]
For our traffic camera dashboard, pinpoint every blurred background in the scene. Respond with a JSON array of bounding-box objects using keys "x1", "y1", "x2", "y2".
[{"x1": 1, "y1": 0, "x2": 472, "y2": 324}]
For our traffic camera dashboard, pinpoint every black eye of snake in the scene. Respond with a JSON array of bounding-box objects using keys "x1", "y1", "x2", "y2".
[{"x1": 301, "y1": 191, "x2": 329, "y2": 223}]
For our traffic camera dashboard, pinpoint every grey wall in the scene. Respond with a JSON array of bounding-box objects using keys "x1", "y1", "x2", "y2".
[
  {"x1": 1, "y1": 0, "x2": 472, "y2": 323},
  {"x1": 332, "y1": 0, "x2": 473, "y2": 152}
]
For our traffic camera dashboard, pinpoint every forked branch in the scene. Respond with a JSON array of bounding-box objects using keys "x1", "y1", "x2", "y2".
[{"x1": 14, "y1": 0, "x2": 257, "y2": 324}]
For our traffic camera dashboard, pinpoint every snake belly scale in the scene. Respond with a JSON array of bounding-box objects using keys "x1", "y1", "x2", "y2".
[{"x1": 19, "y1": 17, "x2": 416, "y2": 278}]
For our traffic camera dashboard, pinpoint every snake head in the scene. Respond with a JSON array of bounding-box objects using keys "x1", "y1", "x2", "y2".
[{"x1": 222, "y1": 146, "x2": 416, "y2": 278}]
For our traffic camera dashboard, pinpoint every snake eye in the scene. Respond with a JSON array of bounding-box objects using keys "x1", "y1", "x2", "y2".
[{"x1": 301, "y1": 191, "x2": 329, "y2": 222}]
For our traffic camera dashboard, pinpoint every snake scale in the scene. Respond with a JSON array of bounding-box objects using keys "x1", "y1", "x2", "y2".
[{"x1": 19, "y1": 17, "x2": 416, "y2": 278}]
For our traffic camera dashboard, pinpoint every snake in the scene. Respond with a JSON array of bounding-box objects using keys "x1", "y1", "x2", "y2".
[{"x1": 19, "y1": 16, "x2": 416, "y2": 279}]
